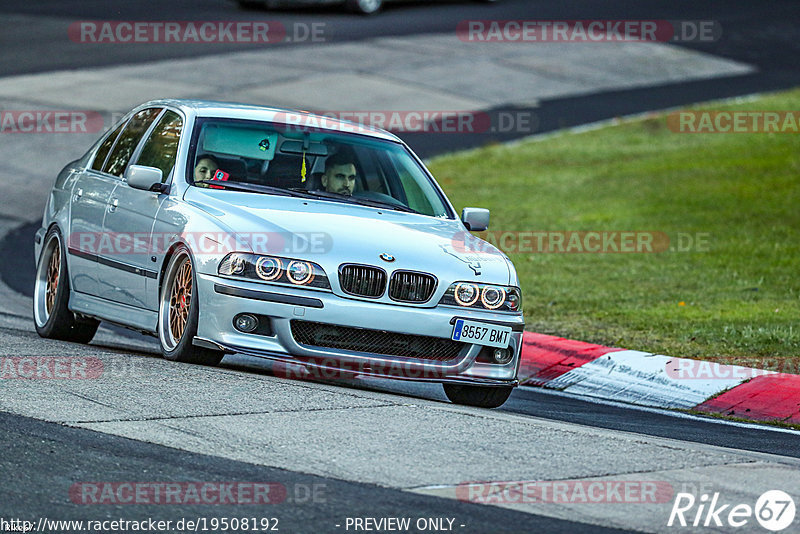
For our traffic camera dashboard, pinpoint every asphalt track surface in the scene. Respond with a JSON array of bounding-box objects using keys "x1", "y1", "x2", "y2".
[
  {"x1": 4, "y1": 410, "x2": 630, "y2": 533},
  {"x1": 1, "y1": 1, "x2": 800, "y2": 532}
]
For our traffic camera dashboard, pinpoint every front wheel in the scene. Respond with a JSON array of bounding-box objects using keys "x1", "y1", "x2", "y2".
[
  {"x1": 33, "y1": 228, "x2": 98, "y2": 343},
  {"x1": 158, "y1": 246, "x2": 223, "y2": 366},
  {"x1": 346, "y1": 0, "x2": 383, "y2": 15},
  {"x1": 443, "y1": 384, "x2": 513, "y2": 408}
]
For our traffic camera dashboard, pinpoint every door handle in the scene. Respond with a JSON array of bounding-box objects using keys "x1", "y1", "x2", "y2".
[
  {"x1": 108, "y1": 197, "x2": 119, "y2": 213},
  {"x1": 73, "y1": 188, "x2": 83, "y2": 202}
]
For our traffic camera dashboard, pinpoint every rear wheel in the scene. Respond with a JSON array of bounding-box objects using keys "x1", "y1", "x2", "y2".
[
  {"x1": 443, "y1": 384, "x2": 513, "y2": 408},
  {"x1": 346, "y1": 0, "x2": 383, "y2": 15},
  {"x1": 158, "y1": 246, "x2": 223, "y2": 366},
  {"x1": 33, "y1": 228, "x2": 99, "y2": 343}
]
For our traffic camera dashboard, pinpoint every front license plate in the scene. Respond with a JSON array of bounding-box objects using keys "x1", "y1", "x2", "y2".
[{"x1": 451, "y1": 319, "x2": 512, "y2": 348}]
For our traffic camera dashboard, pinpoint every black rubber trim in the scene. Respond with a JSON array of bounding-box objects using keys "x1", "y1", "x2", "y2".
[
  {"x1": 449, "y1": 316, "x2": 525, "y2": 332},
  {"x1": 214, "y1": 283, "x2": 324, "y2": 309},
  {"x1": 193, "y1": 337, "x2": 233, "y2": 353},
  {"x1": 67, "y1": 247, "x2": 94, "y2": 261},
  {"x1": 67, "y1": 247, "x2": 158, "y2": 279}
]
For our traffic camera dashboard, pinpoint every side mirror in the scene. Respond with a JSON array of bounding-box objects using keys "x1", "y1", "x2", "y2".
[
  {"x1": 461, "y1": 207, "x2": 490, "y2": 232},
  {"x1": 126, "y1": 165, "x2": 167, "y2": 193}
]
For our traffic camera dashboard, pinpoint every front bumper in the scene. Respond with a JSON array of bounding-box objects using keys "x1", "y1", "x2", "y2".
[{"x1": 197, "y1": 274, "x2": 523, "y2": 386}]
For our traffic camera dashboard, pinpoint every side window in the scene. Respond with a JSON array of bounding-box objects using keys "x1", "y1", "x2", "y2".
[
  {"x1": 103, "y1": 108, "x2": 162, "y2": 177},
  {"x1": 134, "y1": 111, "x2": 183, "y2": 183},
  {"x1": 90, "y1": 122, "x2": 125, "y2": 171},
  {"x1": 351, "y1": 146, "x2": 388, "y2": 194},
  {"x1": 398, "y1": 171, "x2": 434, "y2": 215}
]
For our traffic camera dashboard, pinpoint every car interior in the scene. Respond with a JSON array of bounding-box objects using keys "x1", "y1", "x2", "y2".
[{"x1": 190, "y1": 120, "x2": 447, "y2": 217}]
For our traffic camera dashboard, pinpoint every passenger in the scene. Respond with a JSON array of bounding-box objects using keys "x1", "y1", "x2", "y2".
[
  {"x1": 193, "y1": 154, "x2": 220, "y2": 182},
  {"x1": 321, "y1": 151, "x2": 357, "y2": 196}
]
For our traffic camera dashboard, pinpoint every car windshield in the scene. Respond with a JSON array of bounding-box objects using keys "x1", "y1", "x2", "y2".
[{"x1": 188, "y1": 117, "x2": 453, "y2": 218}]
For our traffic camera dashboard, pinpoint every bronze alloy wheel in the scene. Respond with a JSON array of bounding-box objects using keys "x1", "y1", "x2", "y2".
[
  {"x1": 158, "y1": 247, "x2": 223, "y2": 365},
  {"x1": 34, "y1": 229, "x2": 65, "y2": 328},
  {"x1": 168, "y1": 257, "x2": 192, "y2": 343},
  {"x1": 45, "y1": 239, "x2": 60, "y2": 315},
  {"x1": 159, "y1": 249, "x2": 196, "y2": 352},
  {"x1": 33, "y1": 228, "x2": 99, "y2": 343}
]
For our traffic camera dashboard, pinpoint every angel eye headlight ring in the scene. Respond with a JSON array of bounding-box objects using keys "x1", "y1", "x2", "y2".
[
  {"x1": 255, "y1": 256, "x2": 282, "y2": 281},
  {"x1": 454, "y1": 282, "x2": 479, "y2": 306},
  {"x1": 287, "y1": 260, "x2": 314, "y2": 285},
  {"x1": 480, "y1": 286, "x2": 506, "y2": 310}
]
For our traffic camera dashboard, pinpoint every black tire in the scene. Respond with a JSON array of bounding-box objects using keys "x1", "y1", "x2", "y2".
[
  {"x1": 443, "y1": 384, "x2": 513, "y2": 408},
  {"x1": 346, "y1": 0, "x2": 383, "y2": 15},
  {"x1": 158, "y1": 245, "x2": 223, "y2": 366},
  {"x1": 33, "y1": 228, "x2": 99, "y2": 343}
]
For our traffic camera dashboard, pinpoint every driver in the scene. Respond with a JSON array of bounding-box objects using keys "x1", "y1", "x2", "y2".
[{"x1": 321, "y1": 151, "x2": 357, "y2": 196}]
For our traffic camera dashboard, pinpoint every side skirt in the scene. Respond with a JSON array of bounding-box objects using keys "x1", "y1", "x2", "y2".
[{"x1": 69, "y1": 291, "x2": 158, "y2": 335}]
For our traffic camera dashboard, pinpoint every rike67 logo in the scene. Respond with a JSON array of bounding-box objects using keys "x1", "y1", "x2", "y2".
[{"x1": 668, "y1": 490, "x2": 796, "y2": 531}]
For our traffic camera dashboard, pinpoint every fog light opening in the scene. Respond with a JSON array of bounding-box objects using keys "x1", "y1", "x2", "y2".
[
  {"x1": 492, "y1": 347, "x2": 512, "y2": 365},
  {"x1": 234, "y1": 313, "x2": 259, "y2": 333}
]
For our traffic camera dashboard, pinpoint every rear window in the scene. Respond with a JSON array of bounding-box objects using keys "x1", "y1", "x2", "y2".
[
  {"x1": 90, "y1": 122, "x2": 125, "y2": 172},
  {"x1": 135, "y1": 111, "x2": 183, "y2": 182},
  {"x1": 103, "y1": 108, "x2": 162, "y2": 177}
]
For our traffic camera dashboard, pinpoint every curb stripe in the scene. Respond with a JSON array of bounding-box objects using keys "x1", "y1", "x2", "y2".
[
  {"x1": 519, "y1": 332, "x2": 621, "y2": 386},
  {"x1": 551, "y1": 351, "x2": 747, "y2": 409},
  {"x1": 694, "y1": 374, "x2": 800, "y2": 424},
  {"x1": 519, "y1": 332, "x2": 800, "y2": 426}
]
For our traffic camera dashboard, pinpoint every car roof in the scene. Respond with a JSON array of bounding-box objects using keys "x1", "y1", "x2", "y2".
[{"x1": 141, "y1": 99, "x2": 402, "y2": 143}]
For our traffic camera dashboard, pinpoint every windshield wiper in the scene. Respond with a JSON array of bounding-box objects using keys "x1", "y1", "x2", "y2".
[
  {"x1": 288, "y1": 189, "x2": 420, "y2": 213},
  {"x1": 286, "y1": 188, "x2": 354, "y2": 204},
  {"x1": 349, "y1": 196, "x2": 419, "y2": 213},
  {"x1": 195, "y1": 180, "x2": 308, "y2": 198}
]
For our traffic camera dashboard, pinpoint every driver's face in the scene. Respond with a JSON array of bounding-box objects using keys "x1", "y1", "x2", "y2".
[
  {"x1": 322, "y1": 163, "x2": 357, "y2": 196},
  {"x1": 194, "y1": 158, "x2": 218, "y2": 182}
]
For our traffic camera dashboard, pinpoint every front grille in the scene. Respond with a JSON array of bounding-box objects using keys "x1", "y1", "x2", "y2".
[
  {"x1": 389, "y1": 270, "x2": 437, "y2": 303},
  {"x1": 339, "y1": 264, "x2": 386, "y2": 298},
  {"x1": 291, "y1": 320, "x2": 464, "y2": 362}
]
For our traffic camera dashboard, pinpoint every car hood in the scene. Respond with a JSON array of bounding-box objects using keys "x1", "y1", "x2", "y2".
[{"x1": 184, "y1": 188, "x2": 512, "y2": 286}]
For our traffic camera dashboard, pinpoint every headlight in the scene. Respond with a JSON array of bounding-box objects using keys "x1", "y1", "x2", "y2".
[
  {"x1": 481, "y1": 286, "x2": 506, "y2": 310},
  {"x1": 454, "y1": 283, "x2": 479, "y2": 306},
  {"x1": 219, "y1": 252, "x2": 330, "y2": 289},
  {"x1": 255, "y1": 256, "x2": 282, "y2": 281},
  {"x1": 439, "y1": 282, "x2": 522, "y2": 313},
  {"x1": 287, "y1": 260, "x2": 314, "y2": 285}
]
